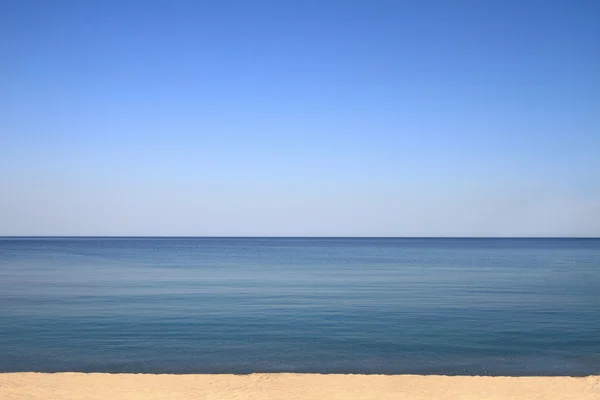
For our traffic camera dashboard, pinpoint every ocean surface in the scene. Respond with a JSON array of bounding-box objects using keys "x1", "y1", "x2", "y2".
[{"x1": 0, "y1": 237, "x2": 599, "y2": 375}]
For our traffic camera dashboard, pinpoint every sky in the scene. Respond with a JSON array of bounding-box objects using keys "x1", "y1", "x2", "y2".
[{"x1": 1, "y1": 0, "x2": 599, "y2": 236}]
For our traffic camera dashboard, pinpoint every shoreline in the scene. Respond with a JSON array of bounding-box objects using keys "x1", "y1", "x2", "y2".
[
  {"x1": 2, "y1": 372, "x2": 598, "y2": 399},
  {"x1": 1, "y1": 371, "x2": 598, "y2": 377}
]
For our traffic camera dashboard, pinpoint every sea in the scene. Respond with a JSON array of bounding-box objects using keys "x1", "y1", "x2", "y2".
[{"x1": 0, "y1": 237, "x2": 598, "y2": 375}]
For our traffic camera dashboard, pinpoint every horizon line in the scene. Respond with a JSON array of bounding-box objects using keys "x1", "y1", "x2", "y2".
[{"x1": 1, "y1": 236, "x2": 599, "y2": 239}]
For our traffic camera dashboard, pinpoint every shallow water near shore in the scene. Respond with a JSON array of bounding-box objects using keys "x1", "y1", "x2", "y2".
[{"x1": 1, "y1": 237, "x2": 599, "y2": 375}]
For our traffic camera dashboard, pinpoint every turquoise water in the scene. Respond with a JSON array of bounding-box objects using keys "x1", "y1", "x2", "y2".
[{"x1": 0, "y1": 237, "x2": 599, "y2": 375}]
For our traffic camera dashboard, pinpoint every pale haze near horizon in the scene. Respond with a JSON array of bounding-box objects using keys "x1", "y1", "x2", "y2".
[{"x1": 2, "y1": 1, "x2": 599, "y2": 237}]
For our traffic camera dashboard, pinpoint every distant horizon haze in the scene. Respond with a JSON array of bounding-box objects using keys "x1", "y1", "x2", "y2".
[{"x1": 2, "y1": 236, "x2": 600, "y2": 239}]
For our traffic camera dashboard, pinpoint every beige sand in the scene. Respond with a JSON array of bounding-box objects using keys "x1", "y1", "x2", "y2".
[{"x1": 1, "y1": 373, "x2": 599, "y2": 400}]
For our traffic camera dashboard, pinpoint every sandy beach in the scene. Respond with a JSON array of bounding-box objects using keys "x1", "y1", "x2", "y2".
[{"x1": 0, "y1": 373, "x2": 598, "y2": 400}]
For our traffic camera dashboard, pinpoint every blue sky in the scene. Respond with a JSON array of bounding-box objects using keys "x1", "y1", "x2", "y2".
[{"x1": 2, "y1": 0, "x2": 599, "y2": 236}]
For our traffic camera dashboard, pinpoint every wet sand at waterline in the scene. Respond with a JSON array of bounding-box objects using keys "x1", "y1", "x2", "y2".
[{"x1": 1, "y1": 373, "x2": 599, "y2": 400}]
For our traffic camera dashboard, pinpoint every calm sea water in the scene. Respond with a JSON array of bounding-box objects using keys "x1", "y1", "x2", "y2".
[{"x1": 0, "y1": 237, "x2": 599, "y2": 375}]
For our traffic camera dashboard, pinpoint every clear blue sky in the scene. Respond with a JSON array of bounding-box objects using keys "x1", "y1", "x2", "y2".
[{"x1": 2, "y1": 0, "x2": 599, "y2": 236}]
